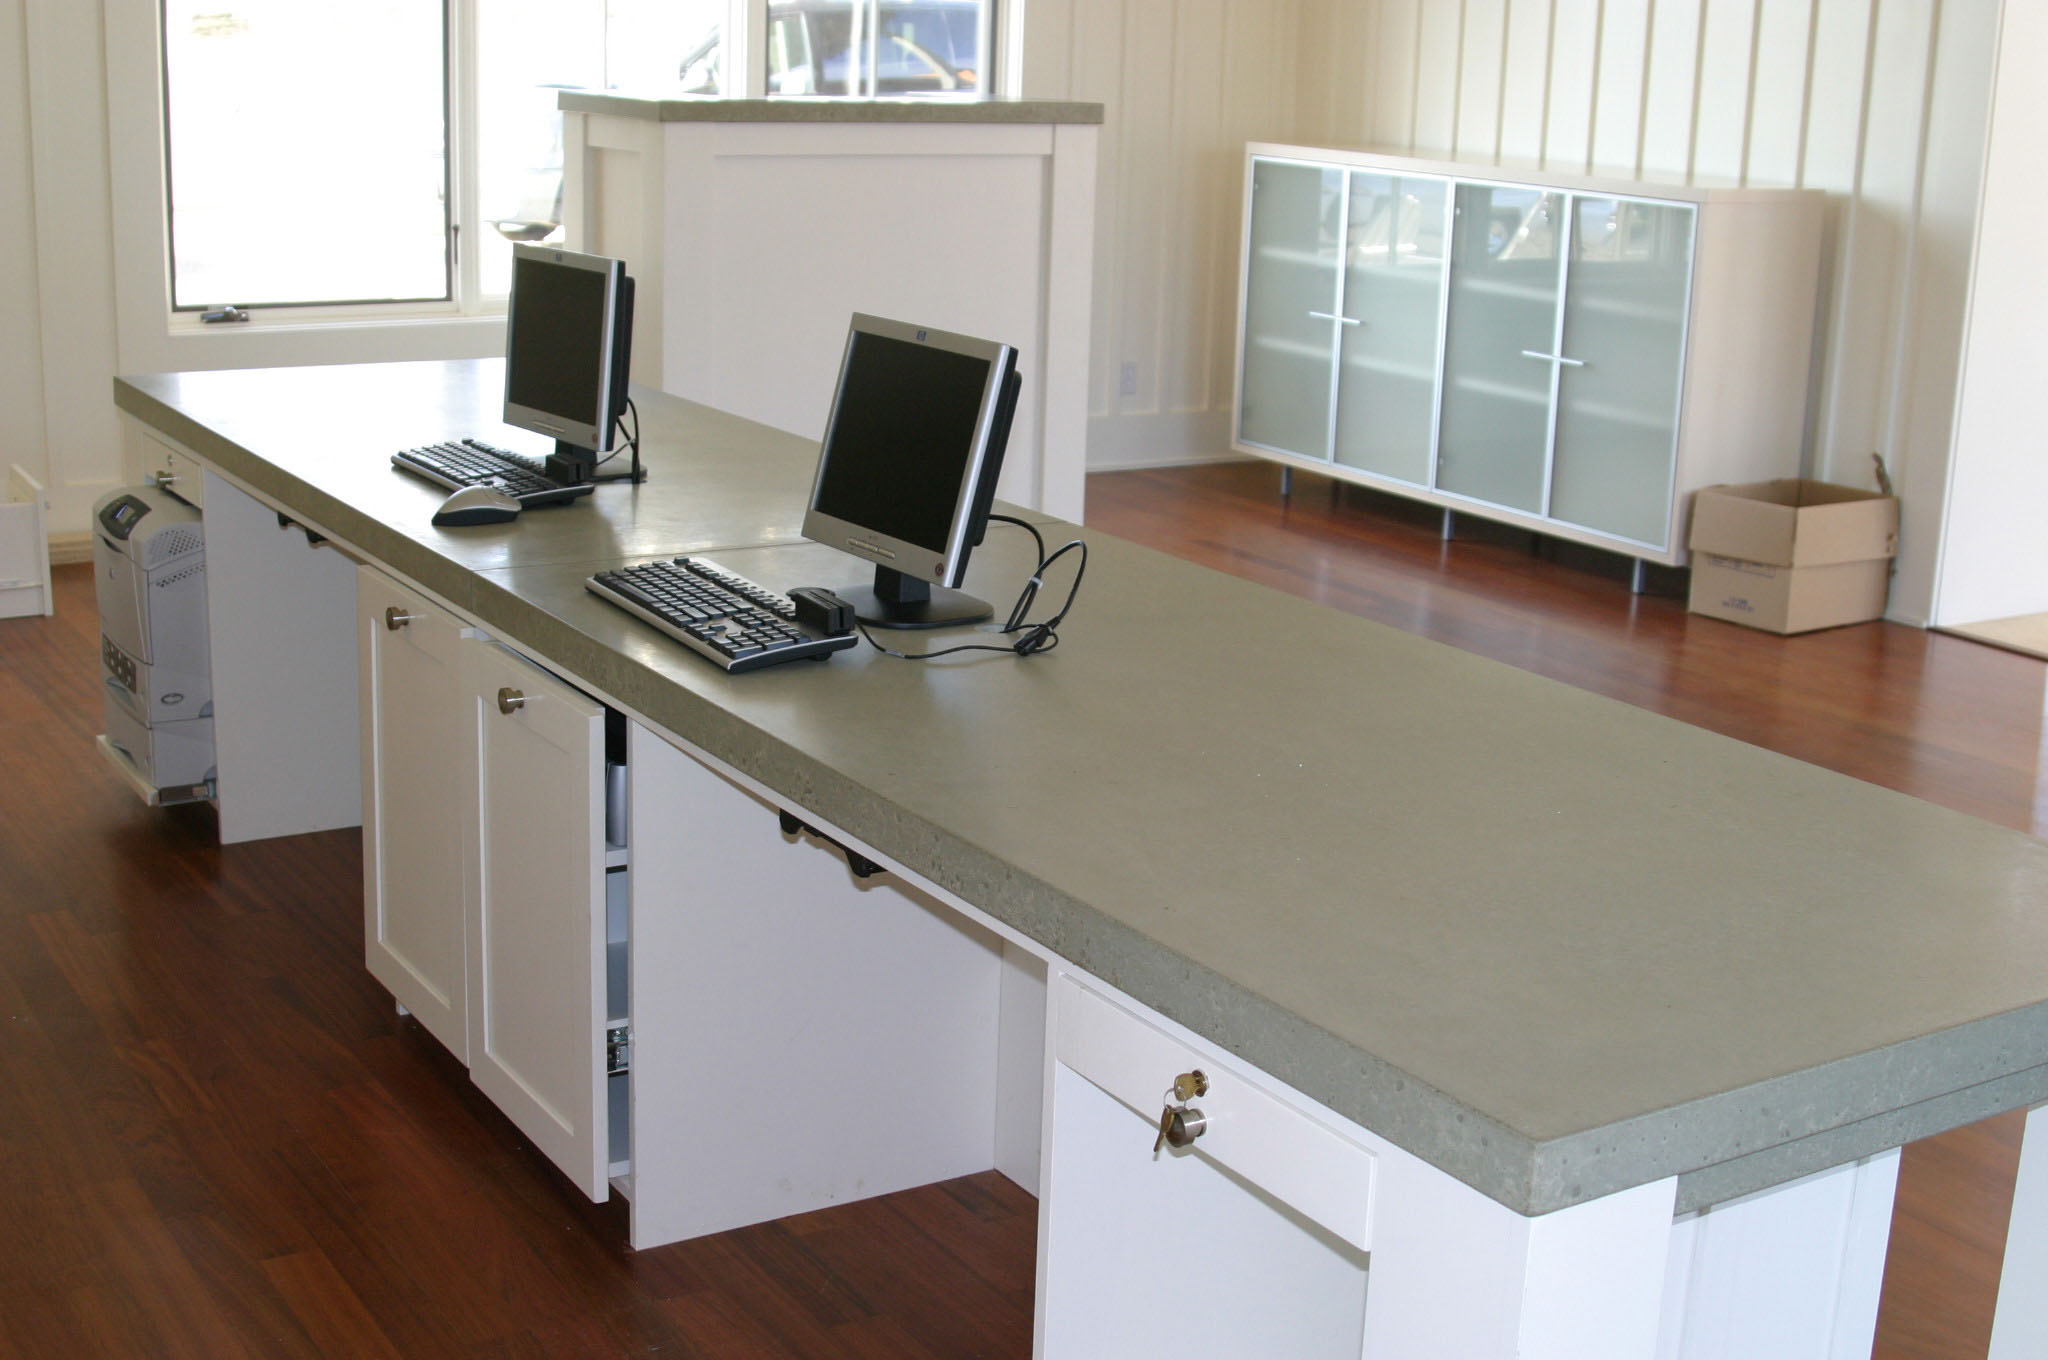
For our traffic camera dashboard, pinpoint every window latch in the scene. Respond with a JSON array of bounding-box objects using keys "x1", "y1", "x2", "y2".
[{"x1": 200, "y1": 305, "x2": 249, "y2": 324}]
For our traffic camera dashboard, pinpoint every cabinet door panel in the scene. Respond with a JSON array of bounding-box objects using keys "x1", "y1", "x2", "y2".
[
  {"x1": 359, "y1": 569, "x2": 472, "y2": 1061},
  {"x1": 1548, "y1": 198, "x2": 1695, "y2": 548},
  {"x1": 1239, "y1": 159, "x2": 1344, "y2": 459},
  {"x1": 1334, "y1": 172, "x2": 1448, "y2": 486},
  {"x1": 466, "y1": 641, "x2": 610, "y2": 1201},
  {"x1": 1436, "y1": 185, "x2": 1563, "y2": 513}
]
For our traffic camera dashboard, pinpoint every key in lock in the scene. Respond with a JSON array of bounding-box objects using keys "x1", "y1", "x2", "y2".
[{"x1": 1153, "y1": 1070, "x2": 1211, "y2": 1153}]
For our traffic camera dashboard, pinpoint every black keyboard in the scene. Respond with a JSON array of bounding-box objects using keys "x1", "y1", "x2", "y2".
[
  {"x1": 586, "y1": 557, "x2": 858, "y2": 673},
  {"x1": 391, "y1": 438, "x2": 592, "y2": 507}
]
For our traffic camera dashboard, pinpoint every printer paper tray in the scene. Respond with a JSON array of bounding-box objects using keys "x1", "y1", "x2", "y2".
[{"x1": 96, "y1": 733, "x2": 214, "y2": 807}]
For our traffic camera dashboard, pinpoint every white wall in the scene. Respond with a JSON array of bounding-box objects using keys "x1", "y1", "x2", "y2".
[
  {"x1": 0, "y1": 1, "x2": 49, "y2": 518},
  {"x1": 6, "y1": 0, "x2": 122, "y2": 543},
  {"x1": 1020, "y1": 0, "x2": 1306, "y2": 472},
  {"x1": 1934, "y1": 2, "x2": 2048, "y2": 627}
]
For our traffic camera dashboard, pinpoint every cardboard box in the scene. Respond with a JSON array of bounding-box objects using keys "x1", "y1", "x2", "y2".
[{"x1": 1687, "y1": 479, "x2": 1898, "y2": 634}]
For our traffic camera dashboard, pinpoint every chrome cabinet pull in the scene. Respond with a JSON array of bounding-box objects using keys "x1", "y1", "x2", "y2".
[
  {"x1": 1308, "y1": 310, "x2": 1363, "y2": 326},
  {"x1": 1519, "y1": 349, "x2": 1586, "y2": 367},
  {"x1": 497, "y1": 687, "x2": 526, "y2": 715}
]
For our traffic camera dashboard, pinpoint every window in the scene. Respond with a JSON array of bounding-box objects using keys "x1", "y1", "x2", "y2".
[
  {"x1": 142, "y1": 0, "x2": 1000, "y2": 335},
  {"x1": 156, "y1": 0, "x2": 724, "y2": 315},
  {"x1": 162, "y1": 2, "x2": 449, "y2": 309},
  {"x1": 765, "y1": 0, "x2": 991, "y2": 96}
]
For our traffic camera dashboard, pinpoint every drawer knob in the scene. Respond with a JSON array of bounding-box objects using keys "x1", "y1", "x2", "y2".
[
  {"x1": 497, "y1": 687, "x2": 526, "y2": 715},
  {"x1": 150, "y1": 470, "x2": 180, "y2": 488},
  {"x1": 384, "y1": 606, "x2": 416, "y2": 631}
]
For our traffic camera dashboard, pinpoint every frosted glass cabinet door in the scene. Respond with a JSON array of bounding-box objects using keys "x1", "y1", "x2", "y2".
[
  {"x1": 1436, "y1": 185, "x2": 1564, "y2": 514},
  {"x1": 1333, "y1": 173, "x2": 1448, "y2": 485},
  {"x1": 1547, "y1": 198, "x2": 1695, "y2": 548},
  {"x1": 1239, "y1": 159, "x2": 1344, "y2": 459}
]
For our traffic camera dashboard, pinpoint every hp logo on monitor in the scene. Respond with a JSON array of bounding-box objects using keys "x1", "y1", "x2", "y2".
[{"x1": 916, "y1": 330, "x2": 928, "y2": 341}]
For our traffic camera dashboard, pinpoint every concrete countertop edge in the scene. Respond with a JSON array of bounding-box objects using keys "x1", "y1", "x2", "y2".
[
  {"x1": 559, "y1": 91, "x2": 1105, "y2": 124},
  {"x1": 110, "y1": 373, "x2": 2048, "y2": 1221}
]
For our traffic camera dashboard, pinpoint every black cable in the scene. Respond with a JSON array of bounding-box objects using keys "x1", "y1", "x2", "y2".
[
  {"x1": 859, "y1": 513, "x2": 1087, "y2": 661},
  {"x1": 592, "y1": 398, "x2": 641, "y2": 475}
]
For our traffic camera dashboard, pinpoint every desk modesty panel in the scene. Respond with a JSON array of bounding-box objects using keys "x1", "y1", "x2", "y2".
[{"x1": 115, "y1": 361, "x2": 2048, "y2": 1219}]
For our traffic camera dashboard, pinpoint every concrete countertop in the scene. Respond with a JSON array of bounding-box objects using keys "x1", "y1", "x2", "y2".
[
  {"x1": 560, "y1": 91, "x2": 1103, "y2": 124},
  {"x1": 114, "y1": 361, "x2": 2048, "y2": 1218}
]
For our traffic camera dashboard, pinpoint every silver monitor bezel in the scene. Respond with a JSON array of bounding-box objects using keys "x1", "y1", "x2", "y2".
[
  {"x1": 502, "y1": 243, "x2": 625, "y2": 454},
  {"x1": 800, "y1": 314, "x2": 1015, "y2": 590}
]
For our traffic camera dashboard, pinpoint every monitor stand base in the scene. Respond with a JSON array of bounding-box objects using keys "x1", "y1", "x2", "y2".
[{"x1": 845, "y1": 568, "x2": 992, "y2": 630}]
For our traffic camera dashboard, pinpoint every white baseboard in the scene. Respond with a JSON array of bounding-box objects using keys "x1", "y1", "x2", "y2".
[
  {"x1": 1085, "y1": 407, "x2": 1241, "y2": 472},
  {"x1": 49, "y1": 530, "x2": 93, "y2": 566},
  {"x1": 1088, "y1": 448, "x2": 1251, "y2": 473}
]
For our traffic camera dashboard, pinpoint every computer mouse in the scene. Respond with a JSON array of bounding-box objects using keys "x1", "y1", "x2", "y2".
[{"x1": 432, "y1": 485, "x2": 522, "y2": 527}]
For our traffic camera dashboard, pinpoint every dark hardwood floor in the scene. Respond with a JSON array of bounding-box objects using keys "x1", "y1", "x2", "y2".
[
  {"x1": 0, "y1": 565, "x2": 1033, "y2": 1359},
  {"x1": 2, "y1": 459, "x2": 2035, "y2": 1356}
]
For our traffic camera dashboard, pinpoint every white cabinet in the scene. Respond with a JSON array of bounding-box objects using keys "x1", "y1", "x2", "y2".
[
  {"x1": 466, "y1": 638, "x2": 616, "y2": 1202},
  {"x1": 358, "y1": 568, "x2": 473, "y2": 1062},
  {"x1": 1038, "y1": 975, "x2": 1377, "y2": 1356},
  {"x1": 1234, "y1": 145, "x2": 1825, "y2": 565},
  {"x1": 356, "y1": 567, "x2": 623, "y2": 1202},
  {"x1": 200, "y1": 468, "x2": 361, "y2": 842}
]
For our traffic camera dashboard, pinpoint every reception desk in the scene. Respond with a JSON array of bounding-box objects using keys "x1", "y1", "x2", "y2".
[
  {"x1": 558, "y1": 93, "x2": 1100, "y2": 523},
  {"x1": 115, "y1": 360, "x2": 2048, "y2": 1358}
]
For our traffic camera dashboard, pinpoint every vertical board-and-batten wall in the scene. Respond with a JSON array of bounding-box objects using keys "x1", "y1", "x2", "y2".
[
  {"x1": 1032, "y1": 0, "x2": 1998, "y2": 625},
  {"x1": 1023, "y1": 0, "x2": 1308, "y2": 472}
]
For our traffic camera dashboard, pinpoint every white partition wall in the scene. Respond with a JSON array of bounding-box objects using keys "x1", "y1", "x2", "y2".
[
  {"x1": 563, "y1": 101, "x2": 1099, "y2": 524},
  {"x1": 1933, "y1": 1, "x2": 2048, "y2": 627}
]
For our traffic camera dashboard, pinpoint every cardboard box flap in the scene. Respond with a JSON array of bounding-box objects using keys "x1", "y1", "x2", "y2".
[{"x1": 1689, "y1": 479, "x2": 1898, "y2": 567}]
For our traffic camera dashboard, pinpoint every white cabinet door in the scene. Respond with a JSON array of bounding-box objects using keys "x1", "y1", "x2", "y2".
[
  {"x1": 358, "y1": 568, "x2": 473, "y2": 1062},
  {"x1": 1547, "y1": 196, "x2": 1694, "y2": 548},
  {"x1": 201, "y1": 469, "x2": 360, "y2": 843},
  {"x1": 1039, "y1": 975, "x2": 1375, "y2": 1356},
  {"x1": 1238, "y1": 157, "x2": 1345, "y2": 460},
  {"x1": 464, "y1": 640, "x2": 611, "y2": 1201}
]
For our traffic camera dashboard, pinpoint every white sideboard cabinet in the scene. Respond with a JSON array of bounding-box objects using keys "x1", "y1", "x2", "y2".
[
  {"x1": 357, "y1": 566, "x2": 627, "y2": 1201},
  {"x1": 1234, "y1": 145, "x2": 1826, "y2": 566}
]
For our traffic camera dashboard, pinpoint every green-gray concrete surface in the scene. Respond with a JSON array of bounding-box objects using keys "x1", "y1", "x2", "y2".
[
  {"x1": 558, "y1": 91, "x2": 1103, "y2": 123},
  {"x1": 115, "y1": 361, "x2": 2048, "y2": 1218}
]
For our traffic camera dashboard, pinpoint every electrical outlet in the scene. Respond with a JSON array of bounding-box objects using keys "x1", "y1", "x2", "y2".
[{"x1": 1119, "y1": 361, "x2": 1138, "y2": 397}]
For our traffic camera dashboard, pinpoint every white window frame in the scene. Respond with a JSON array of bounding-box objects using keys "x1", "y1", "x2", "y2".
[
  {"x1": 105, "y1": 0, "x2": 527, "y2": 373},
  {"x1": 103, "y1": 0, "x2": 1019, "y2": 375}
]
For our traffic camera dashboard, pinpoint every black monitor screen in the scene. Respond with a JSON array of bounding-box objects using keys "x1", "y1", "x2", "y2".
[
  {"x1": 505, "y1": 256, "x2": 607, "y2": 427},
  {"x1": 811, "y1": 332, "x2": 993, "y2": 554}
]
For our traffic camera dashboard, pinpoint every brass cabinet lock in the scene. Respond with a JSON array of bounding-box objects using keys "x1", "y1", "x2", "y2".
[
  {"x1": 385, "y1": 606, "x2": 415, "y2": 630},
  {"x1": 1152, "y1": 1070, "x2": 1210, "y2": 1153}
]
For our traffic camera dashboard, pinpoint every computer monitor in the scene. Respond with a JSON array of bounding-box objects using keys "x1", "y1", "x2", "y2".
[
  {"x1": 801, "y1": 314, "x2": 1021, "y2": 629},
  {"x1": 503, "y1": 243, "x2": 636, "y2": 486}
]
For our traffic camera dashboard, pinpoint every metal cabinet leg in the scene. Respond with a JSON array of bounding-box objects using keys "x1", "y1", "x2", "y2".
[
  {"x1": 1441, "y1": 509, "x2": 1455, "y2": 541},
  {"x1": 1280, "y1": 466, "x2": 1293, "y2": 499},
  {"x1": 1631, "y1": 559, "x2": 1647, "y2": 595}
]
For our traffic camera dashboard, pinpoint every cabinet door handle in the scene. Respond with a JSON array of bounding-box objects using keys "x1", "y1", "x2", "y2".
[
  {"x1": 1308, "y1": 310, "x2": 1363, "y2": 326},
  {"x1": 1519, "y1": 349, "x2": 1586, "y2": 367},
  {"x1": 497, "y1": 687, "x2": 526, "y2": 715},
  {"x1": 384, "y1": 606, "x2": 416, "y2": 631},
  {"x1": 150, "y1": 470, "x2": 180, "y2": 489}
]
